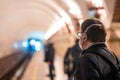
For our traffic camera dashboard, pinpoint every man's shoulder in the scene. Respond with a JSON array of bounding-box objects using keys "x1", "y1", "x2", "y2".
[
  {"x1": 79, "y1": 52, "x2": 101, "y2": 64},
  {"x1": 81, "y1": 52, "x2": 98, "y2": 58}
]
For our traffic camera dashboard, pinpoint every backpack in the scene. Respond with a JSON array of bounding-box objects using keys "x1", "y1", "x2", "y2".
[{"x1": 93, "y1": 49, "x2": 120, "y2": 80}]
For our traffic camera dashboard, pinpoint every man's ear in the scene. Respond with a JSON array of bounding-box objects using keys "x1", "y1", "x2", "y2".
[{"x1": 83, "y1": 33, "x2": 87, "y2": 41}]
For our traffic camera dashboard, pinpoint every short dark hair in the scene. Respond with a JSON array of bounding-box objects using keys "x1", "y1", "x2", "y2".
[{"x1": 81, "y1": 18, "x2": 106, "y2": 42}]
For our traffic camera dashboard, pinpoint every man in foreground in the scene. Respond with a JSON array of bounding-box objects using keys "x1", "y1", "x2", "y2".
[{"x1": 74, "y1": 18, "x2": 120, "y2": 80}]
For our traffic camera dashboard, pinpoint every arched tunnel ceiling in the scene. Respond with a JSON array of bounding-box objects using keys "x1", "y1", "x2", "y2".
[
  {"x1": 0, "y1": 0, "x2": 117, "y2": 41},
  {"x1": 0, "y1": 0, "x2": 71, "y2": 40}
]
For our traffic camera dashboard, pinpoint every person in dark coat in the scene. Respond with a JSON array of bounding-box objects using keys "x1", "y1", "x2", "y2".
[
  {"x1": 74, "y1": 18, "x2": 120, "y2": 80},
  {"x1": 44, "y1": 42, "x2": 55, "y2": 80},
  {"x1": 64, "y1": 39, "x2": 82, "y2": 80}
]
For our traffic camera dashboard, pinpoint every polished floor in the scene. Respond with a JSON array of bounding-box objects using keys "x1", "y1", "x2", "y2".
[{"x1": 19, "y1": 51, "x2": 67, "y2": 80}]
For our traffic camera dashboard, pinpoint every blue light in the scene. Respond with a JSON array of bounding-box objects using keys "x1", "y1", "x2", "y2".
[
  {"x1": 13, "y1": 42, "x2": 18, "y2": 49},
  {"x1": 29, "y1": 32, "x2": 44, "y2": 41},
  {"x1": 27, "y1": 31, "x2": 45, "y2": 52},
  {"x1": 30, "y1": 39, "x2": 36, "y2": 45},
  {"x1": 34, "y1": 41, "x2": 41, "y2": 51},
  {"x1": 22, "y1": 41, "x2": 28, "y2": 47}
]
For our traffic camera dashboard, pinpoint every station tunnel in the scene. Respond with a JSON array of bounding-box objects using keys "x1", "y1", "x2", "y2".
[{"x1": 0, "y1": 0, "x2": 120, "y2": 80}]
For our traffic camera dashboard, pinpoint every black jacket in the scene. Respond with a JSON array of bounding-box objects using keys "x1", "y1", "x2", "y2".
[
  {"x1": 44, "y1": 43, "x2": 55, "y2": 63},
  {"x1": 64, "y1": 44, "x2": 82, "y2": 76},
  {"x1": 74, "y1": 43, "x2": 118, "y2": 80}
]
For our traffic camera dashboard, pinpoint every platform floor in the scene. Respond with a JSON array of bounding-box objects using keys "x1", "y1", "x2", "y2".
[{"x1": 21, "y1": 51, "x2": 67, "y2": 80}]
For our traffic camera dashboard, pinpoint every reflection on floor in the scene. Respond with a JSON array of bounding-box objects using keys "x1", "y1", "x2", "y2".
[{"x1": 21, "y1": 51, "x2": 67, "y2": 80}]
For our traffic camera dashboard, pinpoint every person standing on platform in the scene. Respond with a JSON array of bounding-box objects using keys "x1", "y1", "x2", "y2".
[
  {"x1": 64, "y1": 39, "x2": 82, "y2": 80},
  {"x1": 44, "y1": 42, "x2": 55, "y2": 80}
]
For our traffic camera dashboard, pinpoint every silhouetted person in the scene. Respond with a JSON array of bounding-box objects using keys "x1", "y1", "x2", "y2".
[
  {"x1": 64, "y1": 39, "x2": 82, "y2": 80},
  {"x1": 44, "y1": 42, "x2": 55, "y2": 80}
]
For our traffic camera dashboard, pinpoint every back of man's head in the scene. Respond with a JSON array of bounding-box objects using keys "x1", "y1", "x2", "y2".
[{"x1": 81, "y1": 18, "x2": 106, "y2": 42}]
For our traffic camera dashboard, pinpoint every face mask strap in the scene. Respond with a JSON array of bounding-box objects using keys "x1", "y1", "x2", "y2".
[{"x1": 84, "y1": 24, "x2": 103, "y2": 33}]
